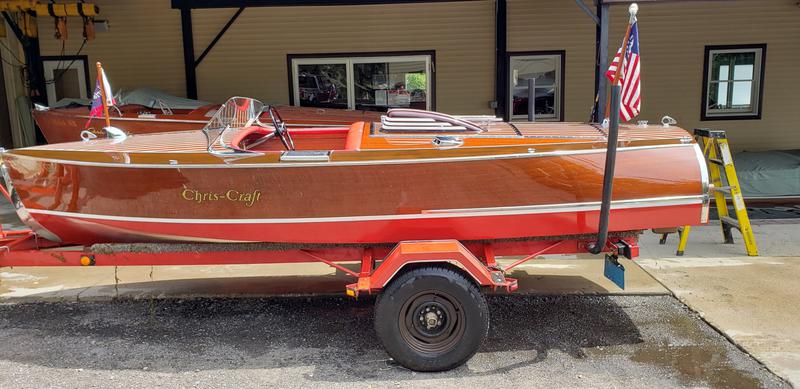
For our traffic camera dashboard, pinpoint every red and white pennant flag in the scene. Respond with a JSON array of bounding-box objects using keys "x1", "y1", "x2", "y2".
[{"x1": 85, "y1": 65, "x2": 115, "y2": 128}]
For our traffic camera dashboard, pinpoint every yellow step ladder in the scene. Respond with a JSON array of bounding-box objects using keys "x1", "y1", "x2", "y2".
[{"x1": 666, "y1": 128, "x2": 758, "y2": 256}]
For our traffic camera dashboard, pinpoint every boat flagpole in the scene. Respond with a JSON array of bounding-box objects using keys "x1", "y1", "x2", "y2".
[
  {"x1": 603, "y1": 3, "x2": 638, "y2": 124},
  {"x1": 95, "y1": 62, "x2": 112, "y2": 128}
]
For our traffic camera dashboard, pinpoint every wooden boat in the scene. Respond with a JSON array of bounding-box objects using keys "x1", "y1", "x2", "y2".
[
  {"x1": 3, "y1": 97, "x2": 709, "y2": 245},
  {"x1": 33, "y1": 102, "x2": 382, "y2": 144}
]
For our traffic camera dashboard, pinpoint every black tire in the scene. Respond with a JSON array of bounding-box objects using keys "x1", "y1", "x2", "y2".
[{"x1": 374, "y1": 266, "x2": 489, "y2": 372}]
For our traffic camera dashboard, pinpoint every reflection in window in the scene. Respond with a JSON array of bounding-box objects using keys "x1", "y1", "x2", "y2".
[
  {"x1": 509, "y1": 53, "x2": 562, "y2": 121},
  {"x1": 354, "y1": 61, "x2": 427, "y2": 110},
  {"x1": 291, "y1": 55, "x2": 431, "y2": 112},
  {"x1": 704, "y1": 46, "x2": 765, "y2": 119},
  {"x1": 297, "y1": 63, "x2": 348, "y2": 109}
]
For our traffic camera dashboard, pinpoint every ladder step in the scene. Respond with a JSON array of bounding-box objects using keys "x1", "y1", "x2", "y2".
[
  {"x1": 720, "y1": 216, "x2": 740, "y2": 230},
  {"x1": 684, "y1": 129, "x2": 759, "y2": 256},
  {"x1": 715, "y1": 186, "x2": 732, "y2": 194}
]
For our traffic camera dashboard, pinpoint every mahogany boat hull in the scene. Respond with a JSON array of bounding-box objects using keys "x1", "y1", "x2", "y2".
[
  {"x1": 1, "y1": 136, "x2": 709, "y2": 245},
  {"x1": 32, "y1": 105, "x2": 383, "y2": 144}
]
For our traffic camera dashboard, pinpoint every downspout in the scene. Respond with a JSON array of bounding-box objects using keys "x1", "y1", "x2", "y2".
[
  {"x1": 587, "y1": 85, "x2": 620, "y2": 254},
  {"x1": 494, "y1": 0, "x2": 507, "y2": 120}
]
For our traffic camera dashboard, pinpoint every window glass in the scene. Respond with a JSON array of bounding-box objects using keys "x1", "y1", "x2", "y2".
[
  {"x1": 297, "y1": 63, "x2": 348, "y2": 109},
  {"x1": 43, "y1": 58, "x2": 88, "y2": 106},
  {"x1": 509, "y1": 54, "x2": 561, "y2": 120},
  {"x1": 354, "y1": 61, "x2": 427, "y2": 111},
  {"x1": 53, "y1": 68, "x2": 82, "y2": 101},
  {"x1": 705, "y1": 48, "x2": 763, "y2": 117},
  {"x1": 292, "y1": 55, "x2": 432, "y2": 112}
]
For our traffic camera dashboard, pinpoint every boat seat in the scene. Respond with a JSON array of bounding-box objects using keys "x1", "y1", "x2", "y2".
[
  {"x1": 231, "y1": 126, "x2": 270, "y2": 149},
  {"x1": 344, "y1": 122, "x2": 365, "y2": 151},
  {"x1": 231, "y1": 126, "x2": 353, "y2": 151}
]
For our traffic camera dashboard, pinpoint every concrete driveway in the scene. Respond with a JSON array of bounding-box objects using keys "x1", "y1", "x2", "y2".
[{"x1": 638, "y1": 221, "x2": 800, "y2": 386}]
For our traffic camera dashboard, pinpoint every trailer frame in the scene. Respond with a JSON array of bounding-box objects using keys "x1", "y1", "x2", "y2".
[{"x1": 0, "y1": 225, "x2": 637, "y2": 296}]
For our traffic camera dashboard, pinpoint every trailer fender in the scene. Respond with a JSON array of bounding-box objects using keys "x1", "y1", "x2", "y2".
[{"x1": 346, "y1": 240, "x2": 517, "y2": 297}]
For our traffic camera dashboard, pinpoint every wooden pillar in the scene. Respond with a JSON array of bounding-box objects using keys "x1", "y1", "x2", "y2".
[{"x1": 180, "y1": 7, "x2": 198, "y2": 99}]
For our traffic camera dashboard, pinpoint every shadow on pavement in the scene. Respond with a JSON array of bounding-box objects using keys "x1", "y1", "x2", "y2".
[{"x1": 0, "y1": 295, "x2": 641, "y2": 379}]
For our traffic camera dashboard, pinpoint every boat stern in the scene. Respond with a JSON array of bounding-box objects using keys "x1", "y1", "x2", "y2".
[{"x1": 693, "y1": 142, "x2": 712, "y2": 224}]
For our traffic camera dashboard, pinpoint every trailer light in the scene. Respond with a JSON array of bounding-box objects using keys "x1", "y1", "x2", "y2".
[{"x1": 80, "y1": 255, "x2": 94, "y2": 266}]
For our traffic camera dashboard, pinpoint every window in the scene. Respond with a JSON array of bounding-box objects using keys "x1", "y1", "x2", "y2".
[
  {"x1": 42, "y1": 56, "x2": 90, "y2": 107},
  {"x1": 702, "y1": 44, "x2": 766, "y2": 120},
  {"x1": 289, "y1": 52, "x2": 433, "y2": 112},
  {"x1": 508, "y1": 51, "x2": 564, "y2": 121}
]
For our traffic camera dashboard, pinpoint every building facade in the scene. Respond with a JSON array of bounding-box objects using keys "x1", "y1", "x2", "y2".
[{"x1": 3, "y1": 0, "x2": 797, "y2": 151}]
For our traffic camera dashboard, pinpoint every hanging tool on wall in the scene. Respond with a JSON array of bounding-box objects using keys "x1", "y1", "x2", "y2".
[
  {"x1": 53, "y1": 17, "x2": 67, "y2": 40},
  {"x1": 1, "y1": 1, "x2": 99, "y2": 39},
  {"x1": 76, "y1": 0, "x2": 96, "y2": 40}
]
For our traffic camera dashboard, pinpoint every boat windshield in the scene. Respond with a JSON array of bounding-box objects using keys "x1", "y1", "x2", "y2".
[{"x1": 203, "y1": 97, "x2": 269, "y2": 155}]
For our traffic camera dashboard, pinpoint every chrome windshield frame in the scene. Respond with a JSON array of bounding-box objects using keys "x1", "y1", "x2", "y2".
[{"x1": 203, "y1": 97, "x2": 272, "y2": 158}]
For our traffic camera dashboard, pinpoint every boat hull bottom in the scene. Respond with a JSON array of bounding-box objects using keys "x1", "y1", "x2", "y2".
[{"x1": 28, "y1": 204, "x2": 703, "y2": 245}]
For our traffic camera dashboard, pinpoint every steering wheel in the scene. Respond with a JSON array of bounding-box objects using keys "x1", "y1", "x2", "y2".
[{"x1": 268, "y1": 106, "x2": 295, "y2": 151}]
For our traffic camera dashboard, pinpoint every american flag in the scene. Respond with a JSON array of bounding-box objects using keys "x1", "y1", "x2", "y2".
[
  {"x1": 606, "y1": 21, "x2": 640, "y2": 121},
  {"x1": 85, "y1": 67, "x2": 115, "y2": 128}
]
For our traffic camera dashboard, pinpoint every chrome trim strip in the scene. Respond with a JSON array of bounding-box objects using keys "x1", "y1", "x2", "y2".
[
  {"x1": 693, "y1": 143, "x2": 711, "y2": 224},
  {"x1": 27, "y1": 195, "x2": 703, "y2": 225},
  {"x1": 80, "y1": 115, "x2": 208, "y2": 124},
  {"x1": 12, "y1": 143, "x2": 695, "y2": 169},
  {"x1": 81, "y1": 115, "x2": 350, "y2": 128},
  {"x1": 0, "y1": 161, "x2": 62, "y2": 242},
  {"x1": 280, "y1": 151, "x2": 331, "y2": 162}
]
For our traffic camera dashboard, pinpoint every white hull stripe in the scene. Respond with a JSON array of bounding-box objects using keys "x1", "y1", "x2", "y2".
[{"x1": 28, "y1": 195, "x2": 703, "y2": 224}]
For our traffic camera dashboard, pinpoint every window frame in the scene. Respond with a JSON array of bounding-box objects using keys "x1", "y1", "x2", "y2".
[
  {"x1": 507, "y1": 50, "x2": 565, "y2": 122},
  {"x1": 287, "y1": 51, "x2": 435, "y2": 111},
  {"x1": 41, "y1": 55, "x2": 91, "y2": 107},
  {"x1": 701, "y1": 44, "x2": 766, "y2": 121}
]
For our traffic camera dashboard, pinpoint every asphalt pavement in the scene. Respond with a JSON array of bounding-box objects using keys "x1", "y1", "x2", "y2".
[{"x1": 0, "y1": 295, "x2": 788, "y2": 388}]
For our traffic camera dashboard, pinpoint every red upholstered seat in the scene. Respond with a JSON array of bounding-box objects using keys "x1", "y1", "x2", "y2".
[{"x1": 344, "y1": 122, "x2": 365, "y2": 150}]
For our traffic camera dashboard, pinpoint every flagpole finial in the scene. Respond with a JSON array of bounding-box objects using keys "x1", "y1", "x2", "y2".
[{"x1": 629, "y1": 3, "x2": 638, "y2": 21}]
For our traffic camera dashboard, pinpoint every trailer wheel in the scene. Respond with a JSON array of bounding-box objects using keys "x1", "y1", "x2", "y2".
[{"x1": 374, "y1": 266, "x2": 489, "y2": 371}]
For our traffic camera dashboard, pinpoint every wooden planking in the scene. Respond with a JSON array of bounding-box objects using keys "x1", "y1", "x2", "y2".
[
  {"x1": 32, "y1": 0, "x2": 798, "y2": 152},
  {"x1": 507, "y1": 0, "x2": 598, "y2": 122},
  {"x1": 37, "y1": 0, "x2": 187, "y2": 98},
  {"x1": 190, "y1": 1, "x2": 495, "y2": 114},
  {"x1": 607, "y1": 0, "x2": 800, "y2": 151}
]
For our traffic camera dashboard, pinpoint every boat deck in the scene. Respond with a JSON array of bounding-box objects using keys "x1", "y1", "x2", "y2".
[{"x1": 17, "y1": 119, "x2": 694, "y2": 157}]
